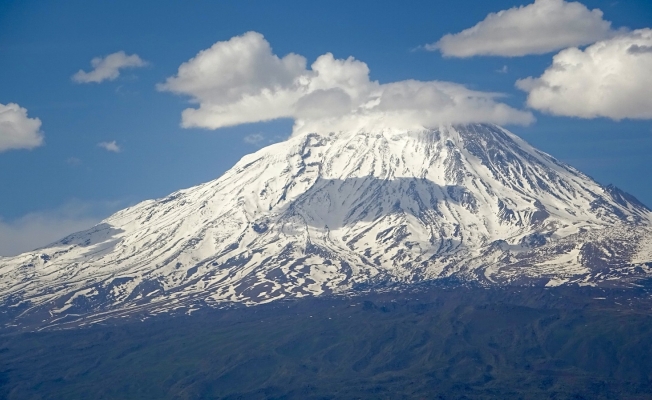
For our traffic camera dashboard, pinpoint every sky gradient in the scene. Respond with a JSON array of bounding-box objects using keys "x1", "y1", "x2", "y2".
[{"x1": 1, "y1": 0, "x2": 651, "y2": 255}]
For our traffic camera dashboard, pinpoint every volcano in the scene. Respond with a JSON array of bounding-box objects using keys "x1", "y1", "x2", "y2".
[{"x1": 2, "y1": 124, "x2": 651, "y2": 329}]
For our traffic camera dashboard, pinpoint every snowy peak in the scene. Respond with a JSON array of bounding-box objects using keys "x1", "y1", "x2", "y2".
[{"x1": 1, "y1": 124, "x2": 651, "y2": 329}]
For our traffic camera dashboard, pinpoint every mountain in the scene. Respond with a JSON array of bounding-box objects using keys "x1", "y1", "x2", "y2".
[{"x1": 1, "y1": 124, "x2": 652, "y2": 329}]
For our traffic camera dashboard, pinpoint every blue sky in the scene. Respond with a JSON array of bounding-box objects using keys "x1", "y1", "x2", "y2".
[{"x1": 1, "y1": 0, "x2": 651, "y2": 255}]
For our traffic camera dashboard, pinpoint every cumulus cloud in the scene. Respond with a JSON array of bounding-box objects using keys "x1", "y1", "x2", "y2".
[
  {"x1": 73, "y1": 51, "x2": 147, "y2": 83},
  {"x1": 98, "y1": 140, "x2": 121, "y2": 152},
  {"x1": 428, "y1": 0, "x2": 615, "y2": 57},
  {"x1": 158, "y1": 32, "x2": 533, "y2": 135},
  {"x1": 0, "y1": 102, "x2": 44, "y2": 152},
  {"x1": 516, "y1": 29, "x2": 652, "y2": 120}
]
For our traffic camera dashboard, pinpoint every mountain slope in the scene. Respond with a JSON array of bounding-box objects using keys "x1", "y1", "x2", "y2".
[{"x1": 1, "y1": 124, "x2": 651, "y2": 328}]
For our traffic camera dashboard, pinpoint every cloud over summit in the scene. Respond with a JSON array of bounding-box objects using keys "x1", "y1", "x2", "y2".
[{"x1": 159, "y1": 32, "x2": 534, "y2": 135}]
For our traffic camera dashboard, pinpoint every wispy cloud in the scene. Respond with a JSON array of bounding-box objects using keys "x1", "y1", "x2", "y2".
[
  {"x1": 98, "y1": 140, "x2": 121, "y2": 153},
  {"x1": 243, "y1": 133, "x2": 265, "y2": 145},
  {"x1": 0, "y1": 199, "x2": 124, "y2": 257},
  {"x1": 72, "y1": 51, "x2": 147, "y2": 84},
  {"x1": 66, "y1": 157, "x2": 82, "y2": 166}
]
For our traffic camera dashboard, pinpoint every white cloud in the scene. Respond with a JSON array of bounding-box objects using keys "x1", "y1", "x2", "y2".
[
  {"x1": 73, "y1": 51, "x2": 147, "y2": 83},
  {"x1": 516, "y1": 29, "x2": 652, "y2": 120},
  {"x1": 0, "y1": 200, "x2": 121, "y2": 257},
  {"x1": 428, "y1": 0, "x2": 615, "y2": 57},
  {"x1": 243, "y1": 133, "x2": 265, "y2": 145},
  {"x1": 159, "y1": 32, "x2": 534, "y2": 135},
  {"x1": 0, "y1": 102, "x2": 43, "y2": 152},
  {"x1": 98, "y1": 140, "x2": 121, "y2": 152}
]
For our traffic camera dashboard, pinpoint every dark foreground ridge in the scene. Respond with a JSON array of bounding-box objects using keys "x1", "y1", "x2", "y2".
[{"x1": 2, "y1": 285, "x2": 652, "y2": 399}]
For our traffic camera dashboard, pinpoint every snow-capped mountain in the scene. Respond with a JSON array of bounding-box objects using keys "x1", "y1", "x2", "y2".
[{"x1": 2, "y1": 124, "x2": 651, "y2": 328}]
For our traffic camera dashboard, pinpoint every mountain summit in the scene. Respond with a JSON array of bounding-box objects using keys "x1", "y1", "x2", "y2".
[{"x1": 2, "y1": 124, "x2": 651, "y2": 328}]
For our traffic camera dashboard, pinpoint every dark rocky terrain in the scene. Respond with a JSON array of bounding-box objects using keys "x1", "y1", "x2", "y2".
[{"x1": 2, "y1": 284, "x2": 652, "y2": 399}]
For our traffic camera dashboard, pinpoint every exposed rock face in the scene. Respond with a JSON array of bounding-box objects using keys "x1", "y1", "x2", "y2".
[{"x1": 1, "y1": 124, "x2": 651, "y2": 328}]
